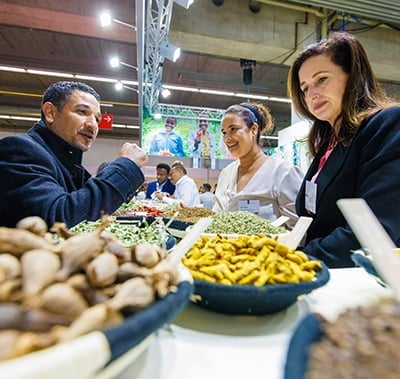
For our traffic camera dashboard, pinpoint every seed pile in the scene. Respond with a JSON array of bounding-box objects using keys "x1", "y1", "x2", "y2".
[{"x1": 205, "y1": 211, "x2": 286, "y2": 235}]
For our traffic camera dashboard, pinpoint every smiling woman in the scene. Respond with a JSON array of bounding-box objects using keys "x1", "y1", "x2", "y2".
[{"x1": 212, "y1": 102, "x2": 304, "y2": 230}]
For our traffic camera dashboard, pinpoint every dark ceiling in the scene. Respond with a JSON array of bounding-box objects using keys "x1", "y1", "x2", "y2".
[{"x1": 0, "y1": 0, "x2": 399, "y2": 144}]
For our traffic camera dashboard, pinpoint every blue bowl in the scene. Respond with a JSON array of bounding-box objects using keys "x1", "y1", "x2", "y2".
[
  {"x1": 284, "y1": 313, "x2": 322, "y2": 379},
  {"x1": 351, "y1": 252, "x2": 386, "y2": 287},
  {"x1": 192, "y1": 256, "x2": 330, "y2": 315}
]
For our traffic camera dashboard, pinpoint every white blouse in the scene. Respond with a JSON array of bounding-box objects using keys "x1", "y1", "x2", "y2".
[{"x1": 212, "y1": 157, "x2": 304, "y2": 229}]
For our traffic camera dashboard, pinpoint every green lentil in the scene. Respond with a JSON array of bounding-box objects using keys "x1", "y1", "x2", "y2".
[
  {"x1": 70, "y1": 219, "x2": 163, "y2": 247},
  {"x1": 205, "y1": 211, "x2": 286, "y2": 235}
]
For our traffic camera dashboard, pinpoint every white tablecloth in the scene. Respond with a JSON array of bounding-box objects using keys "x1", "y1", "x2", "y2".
[{"x1": 115, "y1": 268, "x2": 392, "y2": 379}]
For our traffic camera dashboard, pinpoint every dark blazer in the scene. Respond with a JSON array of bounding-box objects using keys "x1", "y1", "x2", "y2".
[
  {"x1": 297, "y1": 106, "x2": 400, "y2": 268},
  {"x1": 146, "y1": 179, "x2": 175, "y2": 199},
  {"x1": 0, "y1": 121, "x2": 144, "y2": 228}
]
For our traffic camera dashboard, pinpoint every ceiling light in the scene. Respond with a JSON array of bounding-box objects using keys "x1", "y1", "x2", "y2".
[
  {"x1": 199, "y1": 89, "x2": 235, "y2": 96},
  {"x1": 109, "y1": 57, "x2": 138, "y2": 70},
  {"x1": 99, "y1": 10, "x2": 136, "y2": 30},
  {"x1": 0, "y1": 115, "x2": 39, "y2": 121},
  {"x1": 115, "y1": 81, "x2": 123, "y2": 91},
  {"x1": 0, "y1": 66, "x2": 25, "y2": 73},
  {"x1": 161, "y1": 87, "x2": 171, "y2": 98},
  {"x1": 26, "y1": 69, "x2": 74, "y2": 78},
  {"x1": 160, "y1": 40, "x2": 181, "y2": 62},
  {"x1": 153, "y1": 106, "x2": 162, "y2": 119},
  {"x1": 174, "y1": 0, "x2": 196, "y2": 9},
  {"x1": 0, "y1": 65, "x2": 290, "y2": 104},
  {"x1": 114, "y1": 82, "x2": 138, "y2": 93}
]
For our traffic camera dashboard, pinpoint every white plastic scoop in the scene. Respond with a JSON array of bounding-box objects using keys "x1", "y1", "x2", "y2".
[
  {"x1": 283, "y1": 216, "x2": 313, "y2": 249},
  {"x1": 168, "y1": 217, "x2": 213, "y2": 265},
  {"x1": 270, "y1": 216, "x2": 289, "y2": 228},
  {"x1": 337, "y1": 198, "x2": 400, "y2": 301}
]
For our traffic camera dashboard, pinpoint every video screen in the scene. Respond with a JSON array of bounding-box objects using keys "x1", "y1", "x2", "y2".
[{"x1": 141, "y1": 107, "x2": 229, "y2": 159}]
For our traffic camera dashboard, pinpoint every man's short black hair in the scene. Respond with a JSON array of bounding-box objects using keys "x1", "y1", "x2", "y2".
[
  {"x1": 41, "y1": 81, "x2": 100, "y2": 119},
  {"x1": 202, "y1": 183, "x2": 212, "y2": 192},
  {"x1": 156, "y1": 163, "x2": 171, "y2": 173}
]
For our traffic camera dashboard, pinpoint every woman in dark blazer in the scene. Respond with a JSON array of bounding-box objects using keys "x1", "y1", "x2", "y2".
[{"x1": 288, "y1": 31, "x2": 400, "y2": 268}]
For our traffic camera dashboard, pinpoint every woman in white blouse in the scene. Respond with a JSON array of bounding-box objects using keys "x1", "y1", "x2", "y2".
[{"x1": 213, "y1": 103, "x2": 304, "y2": 229}]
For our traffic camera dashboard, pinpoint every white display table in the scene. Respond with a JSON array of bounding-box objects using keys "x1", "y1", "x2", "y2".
[{"x1": 115, "y1": 268, "x2": 392, "y2": 379}]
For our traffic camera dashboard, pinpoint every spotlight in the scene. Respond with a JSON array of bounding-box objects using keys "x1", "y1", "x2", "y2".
[
  {"x1": 161, "y1": 87, "x2": 171, "y2": 98},
  {"x1": 174, "y1": 0, "x2": 196, "y2": 9},
  {"x1": 240, "y1": 59, "x2": 256, "y2": 86},
  {"x1": 115, "y1": 81, "x2": 123, "y2": 91},
  {"x1": 99, "y1": 10, "x2": 136, "y2": 30},
  {"x1": 109, "y1": 57, "x2": 138, "y2": 70},
  {"x1": 153, "y1": 107, "x2": 162, "y2": 119},
  {"x1": 160, "y1": 39, "x2": 181, "y2": 62}
]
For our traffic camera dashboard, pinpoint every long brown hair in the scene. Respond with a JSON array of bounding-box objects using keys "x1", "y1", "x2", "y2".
[{"x1": 288, "y1": 31, "x2": 398, "y2": 156}]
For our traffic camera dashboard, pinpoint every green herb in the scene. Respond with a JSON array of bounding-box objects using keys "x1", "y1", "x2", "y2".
[{"x1": 205, "y1": 211, "x2": 286, "y2": 235}]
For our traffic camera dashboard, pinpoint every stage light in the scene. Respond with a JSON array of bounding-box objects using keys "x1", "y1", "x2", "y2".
[
  {"x1": 161, "y1": 87, "x2": 171, "y2": 98},
  {"x1": 240, "y1": 59, "x2": 256, "y2": 86},
  {"x1": 174, "y1": 0, "x2": 196, "y2": 9},
  {"x1": 160, "y1": 40, "x2": 181, "y2": 62},
  {"x1": 99, "y1": 10, "x2": 136, "y2": 30},
  {"x1": 109, "y1": 57, "x2": 138, "y2": 70},
  {"x1": 115, "y1": 81, "x2": 123, "y2": 91}
]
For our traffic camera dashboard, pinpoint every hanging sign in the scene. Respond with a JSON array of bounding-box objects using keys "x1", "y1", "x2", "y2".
[{"x1": 99, "y1": 113, "x2": 113, "y2": 129}]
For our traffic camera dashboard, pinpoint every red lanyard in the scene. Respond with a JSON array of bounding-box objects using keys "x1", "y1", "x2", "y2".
[{"x1": 311, "y1": 142, "x2": 336, "y2": 183}]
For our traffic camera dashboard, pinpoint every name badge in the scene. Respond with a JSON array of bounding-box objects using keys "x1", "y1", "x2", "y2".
[
  {"x1": 238, "y1": 199, "x2": 260, "y2": 214},
  {"x1": 305, "y1": 180, "x2": 317, "y2": 214}
]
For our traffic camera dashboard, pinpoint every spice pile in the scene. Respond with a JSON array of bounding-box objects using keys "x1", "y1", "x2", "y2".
[
  {"x1": 0, "y1": 216, "x2": 180, "y2": 361},
  {"x1": 205, "y1": 211, "x2": 286, "y2": 235},
  {"x1": 183, "y1": 234, "x2": 321, "y2": 285},
  {"x1": 306, "y1": 298, "x2": 400, "y2": 379}
]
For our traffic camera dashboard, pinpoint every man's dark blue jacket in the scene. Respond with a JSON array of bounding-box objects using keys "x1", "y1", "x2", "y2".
[
  {"x1": 146, "y1": 179, "x2": 175, "y2": 199},
  {"x1": 0, "y1": 121, "x2": 144, "y2": 228}
]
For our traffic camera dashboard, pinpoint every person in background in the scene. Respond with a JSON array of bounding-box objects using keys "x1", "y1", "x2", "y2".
[
  {"x1": 213, "y1": 102, "x2": 303, "y2": 229},
  {"x1": 146, "y1": 163, "x2": 176, "y2": 199},
  {"x1": 149, "y1": 116, "x2": 185, "y2": 157},
  {"x1": 188, "y1": 111, "x2": 216, "y2": 161},
  {"x1": 288, "y1": 31, "x2": 400, "y2": 267},
  {"x1": 199, "y1": 183, "x2": 215, "y2": 210},
  {"x1": 0, "y1": 81, "x2": 147, "y2": 228},
  {"x1": 153, "y1": 163, "x2": 200, "y2": 207}
]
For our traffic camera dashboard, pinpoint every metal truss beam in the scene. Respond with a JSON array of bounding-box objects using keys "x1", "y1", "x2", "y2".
[
  {"x1": 143, "y1": 0, "x2": 174, "y2": 115},
  {"x1": 158, "y1": 103, "x2": 224, "y2": 121}
]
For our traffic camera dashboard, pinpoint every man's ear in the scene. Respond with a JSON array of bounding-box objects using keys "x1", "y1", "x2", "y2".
[{"x1": 41, "y1": 102, "x2": 57, "y2": 124}]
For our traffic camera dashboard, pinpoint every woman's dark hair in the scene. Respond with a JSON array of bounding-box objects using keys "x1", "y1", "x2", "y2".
[
  {"x1": 41, "y1": 81, "x2": 100, "y2": 120},
  {"x1": 288, "y1": 31, "x2": 397, "y2": 156},
  {"x1": 223, "y1": 102, "x2": 274, "y2": 145}
]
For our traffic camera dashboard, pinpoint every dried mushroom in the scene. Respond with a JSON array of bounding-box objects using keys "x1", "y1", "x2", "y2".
[{"x1": 0, "y1": 216, "x2": 183, "y2": 361}]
